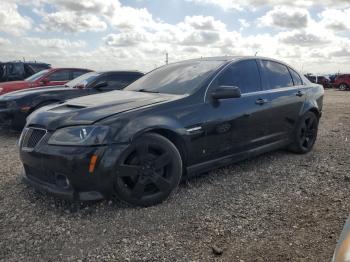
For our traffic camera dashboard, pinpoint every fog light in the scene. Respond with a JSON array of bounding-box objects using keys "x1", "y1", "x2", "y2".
[{"x1": 56, "y1": 174, "x2": 70, "y2": 189}]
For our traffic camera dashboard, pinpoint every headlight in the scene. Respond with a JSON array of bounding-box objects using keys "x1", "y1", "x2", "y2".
[{"x1": 48, "y1": 125, "x2": 110, "y2": 146}]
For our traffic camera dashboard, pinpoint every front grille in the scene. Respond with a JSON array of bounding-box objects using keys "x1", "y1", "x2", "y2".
[
  {"x1": 25, "y1": 165, "x2": 56, "y2": 185},
  {"x1": 21, "y1": 128, "x2": 47, "y2": 150}
]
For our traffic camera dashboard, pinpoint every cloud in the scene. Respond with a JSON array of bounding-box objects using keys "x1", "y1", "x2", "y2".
[
  {"x1": 52, "y1": 0, "x2": 120, "y2": 16},
  {"x1": 279, "y1": 30, "x2": 331, "y2": 46},
  {"x1": 183, "y1": 15, "x2": 227, "y2": 31},
  {"x1": 259, "y1": 6, "x2": 310, "y2": 29},
  {"x1": 40, "y1": 10, "x2": 107, "y2": 32},
  {"x1": 187, "y1": 0, "x2": 349, "y2": 10},
  {"x1": 238, "y1": 19, "x2": 250, "y2": 31},
  {"x1": 318, "y1": 8, "x2": 350, "y2": 31},
  {"x1": 104, "y1": 31, "x2": 150, "y2": 47},
  {"x1": 24, "y1": 37, "x2": 86, "y2": 49},
  {"x1": 181, "y1": 31, "x2": 221, "y2": 46},
  {"x1": 0, "y1": 2, "x2": 32, "y2": 36},
  {"x1": 1, "y1": 0, "x2": 350, "y2": 75}
]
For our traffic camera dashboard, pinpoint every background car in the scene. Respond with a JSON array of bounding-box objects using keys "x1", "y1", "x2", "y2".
[
  {"x1": 0, "y1": 61, "x2": 51, "y2": 82},
  {"x1": 0, "y1": 68, "x2": 92, "y2": 95},
  {"x1": 332, "y1": 215, "x2": 350, "y2": 262},
  {"x1": 335, "y1": 74, "x2": 350, "y2": 91},
  {"x1": 19, "y1": 56, "x2": 324, "y2": 207},
  {"x1": 0, "y1": 71, "x2": 144, "y2": 130},
  {"x1": 305, "y1": 74, "x2": 332, "y2": 88}
]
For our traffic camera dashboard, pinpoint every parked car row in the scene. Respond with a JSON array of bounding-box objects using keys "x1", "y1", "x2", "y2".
[
  {"x1": 305, "y1": 73, "x2": 350, "y2": 90},
  {"x1": 334, "y1": 74, "x2": 350, "y2": 91},
  {"x1": 3, "y1": 56, "x2": 324, "y2": 207},
  {"x1": 0, "y1": 67, "x2": 92, "y2": 95},
  {"x1": 0, "y1": 71, "x2": 144, "y2": 129}
]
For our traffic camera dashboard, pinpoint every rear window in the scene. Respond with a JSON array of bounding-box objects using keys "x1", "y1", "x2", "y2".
[
  {"x1": 261, "y1": 60, "x2": 293, "y2": 90},
  {"x1": 48, "y1": 70, "x2": 70, "y2": 81},
  {"x1": 289, "y1": 68, "x2": 303, "y2": 86}
]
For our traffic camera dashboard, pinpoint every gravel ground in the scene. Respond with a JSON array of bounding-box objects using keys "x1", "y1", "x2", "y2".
[{"x1": 0, "y1": 89, "x2": 349, "y2": 261}]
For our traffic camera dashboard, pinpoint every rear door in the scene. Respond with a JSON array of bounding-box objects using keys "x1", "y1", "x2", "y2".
[{"x1": 258, "y1": 60, "x2": 306, "y2": 141}]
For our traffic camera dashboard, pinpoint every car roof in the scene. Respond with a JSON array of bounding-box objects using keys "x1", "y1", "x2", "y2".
[
  {"x1": 171, "y1": 55, "x2": 293, "y2": 65},
  {"x1": 48, "y1": 68, "x2": 92, "y2": 71},
  {"x1": 96, "y1": 70, "x2": 144, "y2": 74}
]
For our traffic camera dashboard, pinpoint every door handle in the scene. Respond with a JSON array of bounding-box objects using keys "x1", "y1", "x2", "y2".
[
  {"x1": 255, "y1": 98, "x2": 268, "y2": 105},
  {"x1": 296, "y1": 90, "x2": 305, "y2": 97}
]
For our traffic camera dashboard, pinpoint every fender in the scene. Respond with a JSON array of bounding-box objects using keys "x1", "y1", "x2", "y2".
[
  {"x1": 299, "y1": 86, "x2": 324, "y2": 118},
  {"x1": 112, "y1": 115, "x2": 187, "y2": 144}
]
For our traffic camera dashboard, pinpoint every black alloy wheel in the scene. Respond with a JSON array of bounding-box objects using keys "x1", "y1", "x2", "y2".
[
  {"x1": 113, "y1": 133, "x2": 182, "y2": 206},
  {"x1": 289, "y1": 111, "x2": 319, "y2": 154}
]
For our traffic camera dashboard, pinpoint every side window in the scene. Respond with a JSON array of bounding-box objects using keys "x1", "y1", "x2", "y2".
[
  {"x1": 48, "y1": 70, "x2": 70, "y2": 81},
  {"x1": 106, "y1": 74, "x2": 140, "y2": 89},
  {"x1": 261, "y1": 60, "x2": 293, "y2": 89},
  {"x1": 9, "y1": 63, "x2": 24, "y2": 76},
  {"x1": 72, "y1": 70, "x2": 88, "y2": 79},
  {"x1": 217, "y1": 60, "x2": 261, "y2": 93},
  {"x1": 289, "y1": 68, "x2": 303, "y2": 86}
]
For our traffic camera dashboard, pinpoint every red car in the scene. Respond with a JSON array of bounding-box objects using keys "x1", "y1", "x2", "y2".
[
  {"x1": 0, "y1": 68, "x2": 92, "y2": 95},
  {"x1": 335, "y1": 74, "x2": 350, "y2": 91}
]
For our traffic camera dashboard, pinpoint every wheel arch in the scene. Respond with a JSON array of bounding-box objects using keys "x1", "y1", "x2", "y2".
[
  {"x1": 308, "y1": 107, "x2": 321, "y2": 119},
  {"x1": 132, "y1": 127, "x2": 188, "y2": 169}
]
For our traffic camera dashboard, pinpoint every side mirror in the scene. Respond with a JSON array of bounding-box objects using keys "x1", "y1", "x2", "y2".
[
  {"x1": 40, "y1": 78, "x2": 49, "y2": 85},
  {"x1": 211, "y1": 86, "x2": 241, "y2": 100},
  {"x1": 94, "y1": 81, "x2": 108, "y2": 90}
]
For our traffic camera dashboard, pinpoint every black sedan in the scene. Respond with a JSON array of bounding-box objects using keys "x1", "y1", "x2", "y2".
[
  {"x1": 19, "y1": 56, "x2": 324, "y2": 206},
  {"x1": 0, "y1": 71, "x2": 143, "y2": 130}
]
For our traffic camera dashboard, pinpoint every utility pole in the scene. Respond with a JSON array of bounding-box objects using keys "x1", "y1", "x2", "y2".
[{"x1": 165, "y1": 52, "x2": 168, "y2": 65}]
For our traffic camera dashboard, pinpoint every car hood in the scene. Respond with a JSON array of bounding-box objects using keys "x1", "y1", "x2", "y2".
[
  {"x1": 27, "y1": 90, "x2": 183, "y2": 130},
  {"x1": 1, "y1": 85, "x2": 67, "y2": 99},
  {"x1": 0, "y1": 81, "x2": 30, "y2": 89}
]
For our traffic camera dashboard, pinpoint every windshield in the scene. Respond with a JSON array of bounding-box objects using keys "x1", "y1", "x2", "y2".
[
  {"x1": 125, "y1": 60, "x2": 224, "y2": 95},
  {"x1": 25, "y1": 69, "x2": 49, "y2": 81},
  {"x1": 65, "y1": 72, "x2": 100, "y2": 88}
]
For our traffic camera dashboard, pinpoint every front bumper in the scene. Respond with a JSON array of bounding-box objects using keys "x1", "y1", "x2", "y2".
[{"x1": 20, "y1": 135, "x2": 129, "y2": 201}]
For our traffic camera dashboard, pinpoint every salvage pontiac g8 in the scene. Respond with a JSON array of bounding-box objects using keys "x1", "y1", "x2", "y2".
[{"x1": 19, "y1": 57, "x2": 324, "y2": 206}]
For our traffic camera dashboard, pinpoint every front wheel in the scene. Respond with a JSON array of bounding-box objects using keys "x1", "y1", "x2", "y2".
[
  {"x1": 289, "y1": 111, "x2": 319, "y2": 154},
  {"x1": 339, "y1": 83, "x2": 348, "y2": 91},
  {"x1": 113, "y1": 133, "x2": 182, "y2": 207}
]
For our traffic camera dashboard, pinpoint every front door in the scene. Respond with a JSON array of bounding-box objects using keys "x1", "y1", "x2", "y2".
[{"x1": 202, "y1": 59, "x2": 271, "y2": 161}]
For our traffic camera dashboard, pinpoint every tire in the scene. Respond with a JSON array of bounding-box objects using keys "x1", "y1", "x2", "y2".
[
  {"x1": 339, "y1": 83, "x2": 348, "y2": 91},
  {"x1": 288, "y1": 111, "x2": 319, "y2": 154},
  {"x1": 113, "y1": 133, "x2": 183, "y2": 207}
]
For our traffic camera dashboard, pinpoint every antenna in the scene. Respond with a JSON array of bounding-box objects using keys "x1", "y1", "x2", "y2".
[{"x1": 165, "y1": 52, "x2": 168, "y2": 65}]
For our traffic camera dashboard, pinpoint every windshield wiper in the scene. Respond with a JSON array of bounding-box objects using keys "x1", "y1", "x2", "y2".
[{"x1": 137, "y1": 89, "x2": 159, "y2": 93}]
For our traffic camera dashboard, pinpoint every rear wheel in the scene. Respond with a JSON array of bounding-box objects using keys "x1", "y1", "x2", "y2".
[
  {"x1": 113, "y1": 133, "x2": 182, "y2": 207},
  {"x1": 289, "y1": 111, "x2": 319, "y2": 154},
  {"x1": 339, "y1": 83, "x2": 348, "y2": 91}
]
